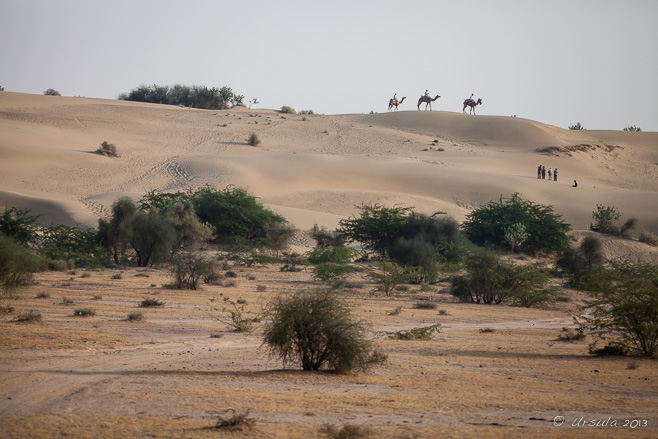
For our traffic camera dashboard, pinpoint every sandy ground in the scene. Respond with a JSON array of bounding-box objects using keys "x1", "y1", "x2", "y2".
[
  {"x1": 1, "y1": 93, "x2": 657, "y2": 437},
  {"x1": 1, "y1": 265, "x2": 656, "y2": 439}
]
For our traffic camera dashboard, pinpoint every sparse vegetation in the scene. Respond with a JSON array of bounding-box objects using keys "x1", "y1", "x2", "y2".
[
  {"x1": 213, "y1": 409, "x2": 256, "y2": 430},
  {"x1": 140, "y1": 298, "x2": 164, "y2": 308},
  {"x1": 263, "y1": 289, "x2": 372, "y2": 372},
  {"x1": 576, "y1": 261, "x2": 658, "y2": 358},
  {"x1": 320, "y1": 424, "x2": 373, "y2": 439},
  {"x1": 248, "y1": 133, "x2": 261, "y2": 146},
  {"x1": 639, "y1": 230, "x2": 658, "y2": 246},
  {"x1": 16, "y1": 310, "x2": 42, "y2": 323},
  {"x1": 44, "y1": 88, "x2": 61, "y2": 96},
  {"x1": 74, "y1": 308, "x2": 96, "y2": 317},
  {"x1": 590, "y1": 205, "x2": 637, "y2": 237},
  {"x1": 127, "y1": 311, "x2": 145, "y2": 322},
  {"x1": 170, "y1": 252, "x2": 217, "y2": 290},
  {"x1": 280, "y1": 106, "x2": 296, "y2": 114},
  {"x1": 568, "y1": 122, "x2": 585, "y2": 130},
  {"x1": 623, "y1": 125, "x2": 642, "y2": 132},
  {"x1": 385, "y1": 324, "x2": 441, "y2": 340},
  {"x1": 95, "y1": 141, "x2": 120, "y2": 157},
  {"x1": 413, "y1": 301, "x2": 438, "y2": 309}
]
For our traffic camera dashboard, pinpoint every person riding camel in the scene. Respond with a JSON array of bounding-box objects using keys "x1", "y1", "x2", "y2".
[
  {"x1": 392, "y1": 93, "x2": 398, "y2": 105},
  {"x1": 466, "y1": 93, "x2": 475, "y2": 105}
]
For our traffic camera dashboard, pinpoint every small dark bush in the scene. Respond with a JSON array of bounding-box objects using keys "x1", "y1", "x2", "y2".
[
  {"x1": 386, "y1": 324, "x2": 441, "y2": 340},
  {"x1": 248, "y1": 133, "x2": 261, "y2": 146},
  {"x1": 320, "y1": 424, "x2": 373, "y2": 439},
  {"x1": 44, "y1": 88, "x2": 61, "y2": 96},
  {"x1": 74, "y1": 308, "x2": 96, "y2": 317},
  {"x1": 413, "y1": 301, "x2": 438, "y2": 309},
  {"x1": 16, "y1": 310, "x2": 42, "y2": 323},
  {"x1": 214, "y1": 409, "x2": 256, "y2": 430},
  {"x1": 127, "y1": 311, "x2": 145, "y2": 321},
  {"x1": 280, "y1": 105, "x2": 296, "y2": 114},
  {"x1": 96, "y1": 141, "x2": 120, "y2": 157},
  {"x1": 140, "y1": 298, "x2": 164, "y2": 308},
  {"x1": 307, "y1": 246, "x2": 359, "y2": 265}
]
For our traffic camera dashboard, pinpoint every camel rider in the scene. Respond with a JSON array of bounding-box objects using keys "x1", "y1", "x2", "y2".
[
  {"x1": 392, "y1": 93, "x2": 398, "y2": 104},
  {"x1": 423, "y1": 90, "x2": 430, "y2": 99},
  {"x1": 467, "y1": 93, "x2": 474, "y2": 104}
]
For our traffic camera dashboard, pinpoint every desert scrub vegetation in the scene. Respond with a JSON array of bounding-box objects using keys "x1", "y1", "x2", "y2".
[
  {"x1": 307, "y1": 246, "x2": 359, "y2": 265},
  {"x1": 589, "y1": 205, "x2": 637, "y2": 237},
  {"x1": 280, "y1": 105, "x2": 296, "y2": 114},
  {"x1": 127, "y1": 311, "x2": 145, "y2": 322},
  {"x1": 213, "y1": 409, "x2": 255, "y2": 430},
  {"x1": 247, "y1": 133, "x2": 261, "y2": 146},
  {"x1": 385, "y1": 324, "x2": 441, "y2": 340},
  {"x1": 575, "y1": 260, "x2": 658, "y2": 358},
  {"x1": 568, "y1": 122, "x2": 585, "y2": 130},
  {"x1": 556, "y1": 235, "x2": 604, "y2": 287},
  {"x1": 623, "y1": 125, "x2": 642, "y2": 132},
  {"x1": 16, "y1": 310, "x2": 42, "y2": 323},
  {"x1": 639, "y1": 230, "x2": 658, "y2": 246},
  {"x1": 119, "y1": 84, "x2": 244, "y2": 109},
  {"x1": 170, "y1": 252, "x2": 218, "y2": 289},
  {"x1": 44, "y1": 88, "x2": 61, "y2": 96},
  {"x1": 462, "y1": 193, "x2": 570, "y2": 254},
  {"x1": 95, "y1": 141, "x2": 120, "y2": 157},
  {"x1": 338, "y1": 204, "x2": 463, "y2": 283},
  {"x1": 451, "y1": 250, "x2": 553, "y2": 306},
  {"x1": 263, "y1": 289, "x2": 372, "y2": 372},
  {"x1": 74, "y1": 308, "x2": 96, "y2": 317},
  {"x1": 320, "y1": 424, "x2": 373, "y2": 439},
  {"x1": 140, "y1": 298, "x2": 164, "y2": 308},
  {"x1": 215, "y1": 300, "x2": 259, "y2": 332}
]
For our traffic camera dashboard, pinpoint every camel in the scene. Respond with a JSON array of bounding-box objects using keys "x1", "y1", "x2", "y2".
[
  {"x1": 417, "y1": 95, "x2": 440, "y2": 111},
  {"x1": 388, "y1": 96, "x2": 406, "y2": 111},
  {"x1": 463, "y1": 98, "x2": 483, "y2": 115}
]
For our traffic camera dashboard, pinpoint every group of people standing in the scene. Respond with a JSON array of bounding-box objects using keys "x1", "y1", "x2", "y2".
[{"x1": 537, "y1": 165, "x2": 558, "y2": 181}]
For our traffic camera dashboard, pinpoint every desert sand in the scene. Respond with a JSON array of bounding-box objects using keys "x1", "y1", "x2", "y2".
[{"x1": 1, "y1": 92, "x2": 657, "y2": 438}]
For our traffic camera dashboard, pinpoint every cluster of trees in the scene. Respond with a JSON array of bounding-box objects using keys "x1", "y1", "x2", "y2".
[
  {"x1": 2, "y1": 189, "x2": 656, "y2": 361},
  {"x1": 119, "y1": 84, "x2": 244, "y2": 109}
]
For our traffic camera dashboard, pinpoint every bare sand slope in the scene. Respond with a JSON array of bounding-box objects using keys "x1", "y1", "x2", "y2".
[{"x1": 1, "y1": 91, "x2": 657, "y2": 235}]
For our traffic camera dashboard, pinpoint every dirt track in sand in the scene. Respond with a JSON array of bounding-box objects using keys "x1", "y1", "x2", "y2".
[{"x1": 1, "y1": 266, "x2": 656, "y2": 438}]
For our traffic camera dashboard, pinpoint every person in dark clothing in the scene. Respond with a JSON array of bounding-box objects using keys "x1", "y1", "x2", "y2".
[
  {"x1": 553, "y1": 168, "x2": 558, "y2": 181},
  {"x1": 573, "y1": 180, "x2": 578, "y2": 187},
  {"x1": 537, "y1": 165, "x2": 542, "y2": 179},
  {"x1": 541, "y1": 166, "x2": 546, "y2": 179}
]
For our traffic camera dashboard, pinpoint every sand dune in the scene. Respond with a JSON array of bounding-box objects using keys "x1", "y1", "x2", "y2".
[{"x1": 1, "y1": 91, "x2": 657, "y2": 239}]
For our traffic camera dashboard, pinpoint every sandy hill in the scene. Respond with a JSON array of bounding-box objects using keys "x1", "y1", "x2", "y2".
[{"x1": 1, "y1": 91, "x2": 657, "y2": 248}]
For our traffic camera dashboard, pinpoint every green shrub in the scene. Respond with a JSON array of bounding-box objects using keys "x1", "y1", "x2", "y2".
[
  {"x1": 217, "y1": 300, "x2": 259, "y2": 332},
  {"x1": 170, "y1": 252, "x2": 217, "y2": 290},
  {"x1": 263, "y1": 289, "x2": 372, "y2": 372},
  {"x1": 623, "y1": 125, "x2": 642, "y2": 132},
  {"x1": 0, "y1": 234, "x2": 43, "y2": 290},
  {"x1": 130, "y1": 209, "x2": 177, "y2": 266},
  {"x1": 307, "y1": 246, "x2": 359, "y2": 265},
  {"x1": 38, "y1": 224, "x2": 110, "y2": 268},
  {"x1": 191, "y1": 185, "x2": 286, "y2": 244},
  {"x1": 568, "y1": 122, "x2": 585, "y2": 130},
  {"x1": 462, "y1": 193, "x2": 570, "y2": 253},
  {"x1": 264, "y1": 222, "x2": 295, "y2": 257},
  {"x1": 576, "y1": 261, "x2": 658, "y2": 358},
  {"x1": 0, "y1": 207, "x2": 40, "y2": 246},
  {"x1": 44, "y1": 88, "x2": 61, "y2": 96},
  {"x1": 366, "y1": 260, "x2": 411, "y2": 296},
  {"x1": 313, "y1": 263, "x2": 357, "y2": 286},
  {"x1": 451, "y1": 250, "x2": 552, "y2": 306},
  {"x1": 310, "y1": 224, "x2": 345, "y2": 248},
  {"x1": 120, "y1": 84, "x2": 241, "y2": 109},
  {"x1": 338, "y1": 204, "x2": 411, "y2": 257}
]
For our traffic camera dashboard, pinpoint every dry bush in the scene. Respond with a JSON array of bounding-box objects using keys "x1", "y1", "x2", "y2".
[
  {"x1": 214, "y1": 409, "x2": 255, "y2": 430},
  {"x1": 44, "y1": 88, "x2": 61, "y2": 96},
  {"x1": 248, "y1": 133, "x2": 261, "y2": 146},
  {"x1": 96, "y1": 141, "x2": 120, "y2": 157},
  {"x1": 639, "y1": 230, "x2": 658, "y2": 246},
  {"x1": 280, "y1": 105, "x2": 296, "y2": 114}
]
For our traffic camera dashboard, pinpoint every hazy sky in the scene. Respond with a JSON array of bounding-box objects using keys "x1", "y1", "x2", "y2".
[{"x1": 2, "y1": 0, "x2": 657, "y2": 131}]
